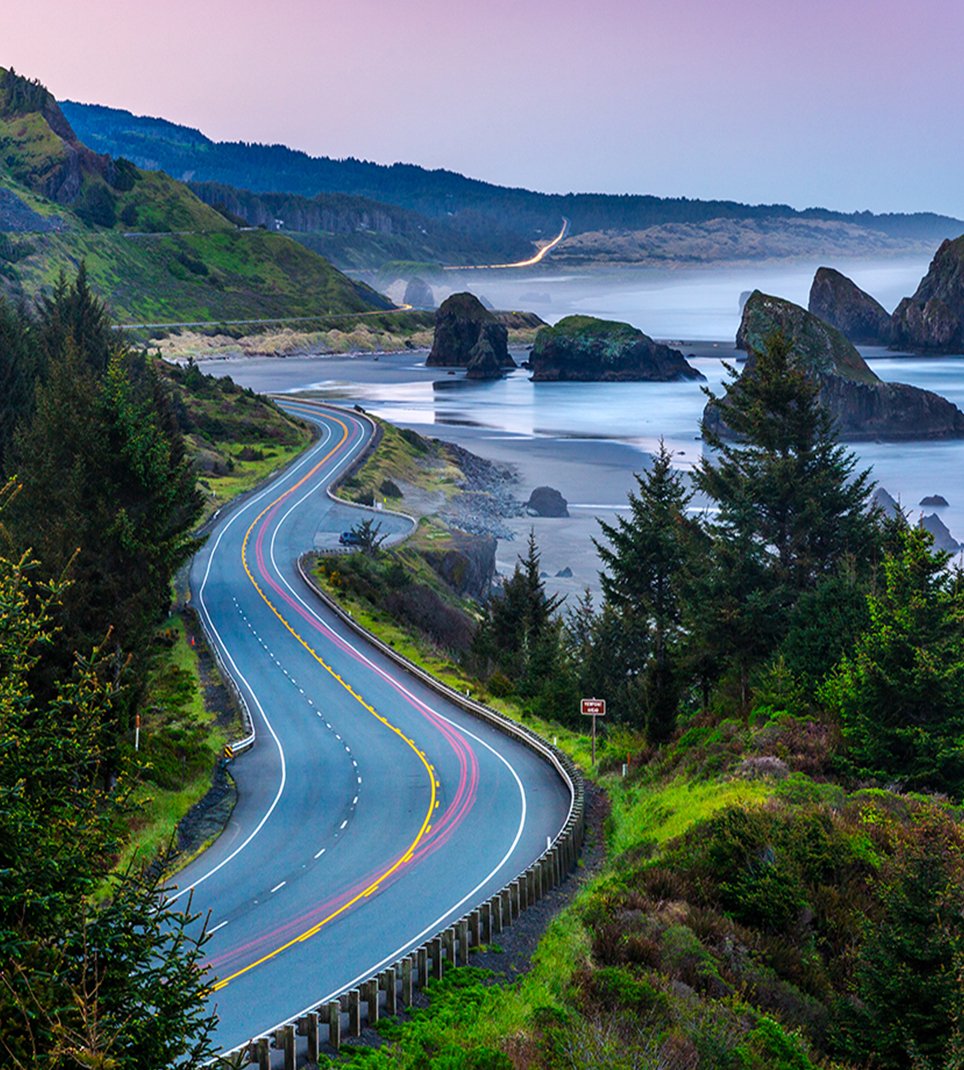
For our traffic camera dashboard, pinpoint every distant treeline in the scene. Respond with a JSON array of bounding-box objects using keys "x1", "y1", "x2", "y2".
[{"x1": 63, "y1": 101, "x2": 964, "y2": 252}]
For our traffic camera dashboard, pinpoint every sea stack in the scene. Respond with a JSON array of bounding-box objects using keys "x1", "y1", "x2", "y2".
[
  {"x1": 529, "y1": 315, "x2": 704, "y2": 382},
  {"x1": 891, "y1": 236, "x2": 964, "y2": 352},
  {"x1": 427, "y1": 292, "x2": 516, "y2": 370},
  {"x1": 808, "y1": 267, "x2": 893, "y2": 345},
  {"x1": 703, "y1": 291, "x2": 964, "y2": 441}
]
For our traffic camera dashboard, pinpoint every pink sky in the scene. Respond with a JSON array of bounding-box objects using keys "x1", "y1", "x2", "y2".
[{"x1": 3, "y1": 0, "x2": 963, "y2": 217}]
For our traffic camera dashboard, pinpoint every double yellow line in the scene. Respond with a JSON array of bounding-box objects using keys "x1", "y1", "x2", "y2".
[{"x1": 211, "y1": 413, "x2": 437, "y2": 991}]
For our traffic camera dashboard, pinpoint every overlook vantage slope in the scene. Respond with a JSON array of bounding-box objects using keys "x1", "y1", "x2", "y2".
[{"x1": 0, "y1": 68, "x2": 389, "y2": 322}]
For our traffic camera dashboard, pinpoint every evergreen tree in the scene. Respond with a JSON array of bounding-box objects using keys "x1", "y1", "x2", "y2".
[
  {"x1": 475, "y1": 531, "x2": 563, "y2": 696},
  {"x1": 595, "y1": 440, "x2": 696, "y2": 740},
  {"x1": 699, "y1": 331, "x2": 876, "y2": 595},
  {"x1": 0, "y1": 297, "x2": 40, "y2": 472},
  {"x1": 821, "y1": 525, "x2": 964, "y2": 793},
  {"x1": 0, "y1": 524, "x2": 216, "y2": 1068},
  {"x1": 695, "y1": 331, "x2": 878, "y2": 706}
]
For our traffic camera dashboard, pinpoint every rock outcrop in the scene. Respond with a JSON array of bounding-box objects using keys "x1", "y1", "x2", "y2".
[
  {"x1": 808, "y1": 267, "x2": 893, "y2": 345},
  {"x1": 421, "y1": 532, "x2": 497, "y2": 598},
  {"x1": 891, "y1": 236, "x2": 964, "y2": 351},
  {"x1": 920, "y1": 494, "x2": 949, "y2": 507},
  {"x1": 526, "y1": 486, "x2": 569, "y2": 517},
  {"x1": 920, "y1": 513, "x2": 960, "y2": 553},
  {"x1": 872, "y1": 488, "x2": 902, "y2": 519},
  {"x1": 427, "y1": 292, "x2": 516, "y2": 370},
  {"x1": 529, "y1": 315, "x2": 704, "y2": 382},
  {"x1": 465, "y1": 334, "x2": 504, "y2": 380},
  {"x1": 403, "y1": 276, "x2": 435, "y2": 309},
  {"x1": 705, "y1": 291, "x2": 964, "y2": 441}
]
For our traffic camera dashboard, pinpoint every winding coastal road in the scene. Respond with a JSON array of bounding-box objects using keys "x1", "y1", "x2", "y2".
[{"x1": 174, "y1": 401, "x2": 573, "y2": 1055}]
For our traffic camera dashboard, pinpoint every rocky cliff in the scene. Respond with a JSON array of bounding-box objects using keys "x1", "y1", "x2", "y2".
[
  {"x1": 427, "y1": 292, "x2": 516, "y2": 371},
  {"x1": 891, "y1": 236, "x2": 964, "y2": 351},
  {"x1": 529, "y1": 315, "x2": 703, "y2": 382},
  {"x1": 808, "y1": 267, "x2": 893, "y2": 345},
  {"x1": 706, "y1": 291, "x2": 964, "y2": 440}
]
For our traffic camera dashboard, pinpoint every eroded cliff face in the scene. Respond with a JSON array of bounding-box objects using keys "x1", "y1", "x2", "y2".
[
  {"x1": 529, "y1": 315, "x2": 703, "y2": 382},
  {"x1": 427, "y1": 292, "x2": 515, "y2": 371},
  {"x1": 892, "y1": 237, "x2": 964, "y2": 351},
  {"x1": 808, "y1": 267, "x2": 893, "y2": 346},
  {"x1": 704, "y1": 291, "x2": 964, "y2": 441}
]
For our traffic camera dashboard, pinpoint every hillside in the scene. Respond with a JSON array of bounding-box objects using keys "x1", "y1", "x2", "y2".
[
  {"x1": 0, "y1": 69, "x2": 390, "y2": 322},
  {"x1": 62, "y1": 99, "x2": 964, "y2": 267}
]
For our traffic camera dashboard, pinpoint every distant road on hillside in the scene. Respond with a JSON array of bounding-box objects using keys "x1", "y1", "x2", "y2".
[{"x1": 445, "y1": 218, "x2": 570, "y2": 271}]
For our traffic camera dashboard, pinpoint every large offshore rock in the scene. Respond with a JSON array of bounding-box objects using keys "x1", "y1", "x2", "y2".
[
  {"x1": 529, "y1": 315, "x2": 704, "y2": 382},
  {"x1": 427, "y1": 292, "x2": 515, "y2": 368},
  {"x1": 891, "y1": 236, "x2": 964, "y2": 351},
  {"x1": 465, "y1": 333, "x2": 506, "y2": 380},
  {"x1": 808, "y1": 267, "x2": 893, "y2": 345},
  {"x1": 920, "y1": 513, "x2": 960, "y2": 553},
  {"x1": 704, "y1": 291, "x2": 964, "y2": 441},
  {"x1": 526, "y1": 486, "x2": 569, "y2": 517},
  {"x1": 403, "y1": 275, "x2": 435, "y2": 309}
]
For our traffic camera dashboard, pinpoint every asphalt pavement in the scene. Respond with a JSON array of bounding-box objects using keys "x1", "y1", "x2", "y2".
[{"x1": 173, "y1": 401, "x2": 573, "y2": 1055}]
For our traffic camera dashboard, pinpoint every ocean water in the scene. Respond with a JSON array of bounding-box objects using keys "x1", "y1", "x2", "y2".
[{"x1": 211, "y1": 258, "x2": 964, "y2": 549}]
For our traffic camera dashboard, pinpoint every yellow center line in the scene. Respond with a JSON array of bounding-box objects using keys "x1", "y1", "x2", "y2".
[{"x1": 210, "y1": 412, "x2": 437, "y2": 992}]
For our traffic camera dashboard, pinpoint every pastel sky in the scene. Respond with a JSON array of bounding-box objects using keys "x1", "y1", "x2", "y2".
[{"x1": 4, "y1": 0, "x2": 963, "y2": 217}]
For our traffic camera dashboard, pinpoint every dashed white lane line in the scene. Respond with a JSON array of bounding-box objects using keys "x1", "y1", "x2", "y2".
[
  {"x1": 209, "y1": 920, "x2": 229, "y2": 934},
  {"x1": 314, "y1": 847, "x2": 326, "y2": 859},
  {"x1": 339, "y1": 820, "x2": 348, "y2": 830},
  {"x1": 270, "y1": 880, "x2": 287, "y2": 894}
]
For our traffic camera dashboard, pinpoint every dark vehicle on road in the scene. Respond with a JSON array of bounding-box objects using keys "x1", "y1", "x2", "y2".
[{"x1": 339, "y1": 530, "x2": 364, "y2": 546}]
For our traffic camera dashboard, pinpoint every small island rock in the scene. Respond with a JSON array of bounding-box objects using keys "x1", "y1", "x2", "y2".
[
  {"x1": 920, "y1": 494, "x2": 949, "y2": 507},
  {"x1": 428, "y1": 292, "x2": 516, "y2": 369},
  {"x1": 529, "y1": 315, "x2": 704, "y2": 382},
  {"x1": 526, "y1": 486, "x2": 569, "y2": 517},
  {"x1": 808, "y1": 267, "x2": 893, "y2": 345}
]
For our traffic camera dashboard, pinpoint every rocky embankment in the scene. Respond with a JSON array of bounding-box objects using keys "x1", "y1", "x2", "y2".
[
  {"x1": 808, "y1": 267, "x2": 893, "y2": 345},
  {"x1": 705, "y1": 291, "x2": 964, "y2": 440},
  {"x1": 427, "y1": 292, "x2": 517, "y2": 378},
  {"x1": 529, "y1": 315, "x2": 704, "y2": 382}
]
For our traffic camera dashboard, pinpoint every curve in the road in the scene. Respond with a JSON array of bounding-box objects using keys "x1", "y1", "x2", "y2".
[{"x1": 177, "y1": 400, "x2": 574, "y2": 1055}]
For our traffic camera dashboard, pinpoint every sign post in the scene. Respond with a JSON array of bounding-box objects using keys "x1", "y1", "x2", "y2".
[{"x1": 580, "y1": 697, "x2": 606, "y2": 764}]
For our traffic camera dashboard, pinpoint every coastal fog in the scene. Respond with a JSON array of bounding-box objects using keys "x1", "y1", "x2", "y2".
[{"x1": 204, "y1": 257, "x2": 960, "y2": 599}]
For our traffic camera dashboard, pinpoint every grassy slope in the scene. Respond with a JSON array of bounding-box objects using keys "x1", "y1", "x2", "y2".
[{"x1": 0, "y1": 68, "x2": 390, "y2": 323}]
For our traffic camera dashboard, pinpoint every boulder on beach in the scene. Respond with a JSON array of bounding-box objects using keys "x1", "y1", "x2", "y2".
[
  {"x1": 808, "y1": 267, "x2": 893, "y2": 346},
  {"x1": 920, "y1": 494, "x2": 949, "y2": 507},
  {"x1": 427, "y1": 292, "x2": 516, "y2": 369},
  {"x1": 529, "y1": 315, "x2": 704, "y2": 382},
  {"x1": 704, "y1": 291, "x2": 964, "y2": 441},
  {"x1": 920, "y1": 513, "x2": 961, "y2": 553},
  {"x1": 526, "y1": 486, "x2": 569, "y2": 517}
]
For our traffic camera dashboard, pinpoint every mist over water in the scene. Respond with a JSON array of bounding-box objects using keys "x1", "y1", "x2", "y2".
[
  {"x1": 443, "y1": 257, "x2": 929, "y2": 340},
  {"x1": 216, "y1": 257, "x2": 964, "y2": 553}
]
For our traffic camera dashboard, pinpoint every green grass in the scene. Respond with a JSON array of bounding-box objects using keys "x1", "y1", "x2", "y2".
[{"x1": 114, "y1": 616, "x2": 235, "y2": 874}]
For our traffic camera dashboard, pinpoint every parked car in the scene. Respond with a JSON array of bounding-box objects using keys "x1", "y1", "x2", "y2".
[{"x1": 339, "y1": 530, "x2": 363, "y2": 546}]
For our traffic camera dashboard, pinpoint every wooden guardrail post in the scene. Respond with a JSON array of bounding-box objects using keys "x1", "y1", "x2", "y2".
[
  {"x1": 253, "y1": 1036, "x2": 270, "y2": 1070},
  {"x1": 275, "y1": 1024, "x2": 295, "y2": 1070},
  {"x1": 430, "y1": 937, "x2": 443, "y2": 979},
  {"x1": 458, "y1": 917, "x2": 470, "y2": 965},
  {"x1": 328, "y1": 999, "x2": 342, "y2": 1051},
  {"x1": 417, "y1": 944, "x2": 429, "y2": 986},
  {"x1": 402, "y1": 955, "x2": 415, "y2": 1005},
  {"x1": 365, "y1": 977, "x2": 380, "y2": 1024},
  {"x1": 305, "y1": 1010, "x2": 320, "y2": 1063},
  {"x1": 470, "y1": 909, "x2": 481, "y2": 948},
  {"x1": 348, "y1": 988, "x2": 361, "y2": 1036},
  {"x1": 383, "y1": 966, "x2": 397, "y2": 1016},
  {"x1": 442, "y1": 926, "x2": 456, "y2": 969}
]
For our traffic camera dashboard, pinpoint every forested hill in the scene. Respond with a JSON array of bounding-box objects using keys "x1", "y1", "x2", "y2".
[
  {"x1": 63, "y1": 100, "x2": 964, "y2": 250},
  {"x1": 0, "y1": 68, "x2": 390, "y2": 322}
]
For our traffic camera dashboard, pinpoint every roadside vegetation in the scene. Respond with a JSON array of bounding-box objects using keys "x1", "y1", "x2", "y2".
[
  {"x1": 0, "y1": 268, "x2": 318, "y2": 1067},
  {"x1": 311, "y1": 331, "x2": 964, "y2": 1070}
]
